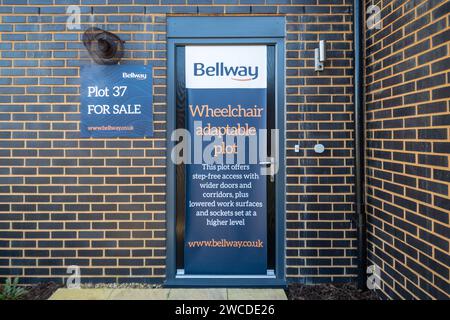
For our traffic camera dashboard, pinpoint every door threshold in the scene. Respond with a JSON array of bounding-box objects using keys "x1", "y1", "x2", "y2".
[
  {"x1": 165, "y1": 277, "x2": 286, "y2": 288},
  {"x1": 176, "y1": 269, "x2": 276, "y2": 279},
  {"x1": 176, "y1": 275, "x2": 277, "y2": 279}
]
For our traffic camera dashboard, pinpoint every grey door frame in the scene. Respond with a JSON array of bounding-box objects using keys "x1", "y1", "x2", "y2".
[{"x1": 165, "y1": 16, "x2": 286, "y2": 287}]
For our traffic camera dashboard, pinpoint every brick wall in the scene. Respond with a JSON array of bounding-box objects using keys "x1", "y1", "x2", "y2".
[
  {"x1": 365, "y1": 0, "x2": 450, "y2": 299},
  {"x1": 0, "y1": 0, "x2": 357, "y2": 285}
]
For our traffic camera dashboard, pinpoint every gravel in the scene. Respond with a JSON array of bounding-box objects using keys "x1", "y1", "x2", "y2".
[
  {"x1": 23, "y1": 282, "x2": 63, "y2": 300},
  {"x1": 286, "y1": 283, "x2": 379, "y2": 300},
  {"x1": 80, "y1": 283, "x2": 162, "y2": 289}
]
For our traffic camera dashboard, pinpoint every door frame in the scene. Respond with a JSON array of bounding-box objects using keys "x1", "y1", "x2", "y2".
[{"x1": 165, "y1": 16, "x2": 286, "y2": 287}]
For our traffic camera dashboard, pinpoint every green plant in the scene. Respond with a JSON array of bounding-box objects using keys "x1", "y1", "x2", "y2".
[{"x1": 0, "y1": 278, "x2": 28, "y2": 300}]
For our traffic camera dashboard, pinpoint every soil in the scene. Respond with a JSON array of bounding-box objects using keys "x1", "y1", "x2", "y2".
[
  {"x1": 286, "y1": 283, "x2": 379, "y2": 300},
  {"x1": 22, "y1": 282, "x2": 63, "y2": 300}
]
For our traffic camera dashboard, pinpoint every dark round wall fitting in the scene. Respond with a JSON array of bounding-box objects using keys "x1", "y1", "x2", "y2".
[{"x1": 82, "y1": 27, "x2": 125, "y2": 65}]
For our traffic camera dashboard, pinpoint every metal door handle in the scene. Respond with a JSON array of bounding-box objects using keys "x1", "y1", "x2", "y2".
[{"x1": 259, "y1": 157, "x2": 275, "y2": 182}]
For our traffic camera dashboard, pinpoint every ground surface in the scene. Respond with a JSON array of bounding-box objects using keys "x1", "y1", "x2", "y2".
[
  {"x1": 48, "y1": 288, "x2": 288, "y2": 300},
  {"x1": 23, "y1": 282, "x2": 63, "y2": 300},
  {"x1": 14, "y1": 282, "x2": 377, "y2": 300},
  {"x1": 286, "y1": 283, "x2": 379, "y2": 300}
]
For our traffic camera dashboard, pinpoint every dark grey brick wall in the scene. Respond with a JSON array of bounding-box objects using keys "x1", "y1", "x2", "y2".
[
  {"x1": 0, "y1": 0, "x2": 358, "y2": 285},
  {"x1": 365, "y1": 0, "x2": 450, "y2": 300}
]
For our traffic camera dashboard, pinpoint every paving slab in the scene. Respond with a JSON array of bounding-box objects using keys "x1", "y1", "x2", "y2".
[
  {"x1": 48, "y1": 288, "x2": 113, "y2": 300},
  {"x1": 48, "y1": 288, "x2": 288, "y2": 300},
  {"x1": 168, "y1": 288, "x2": 227, "y2": 300},
  {"x1": 227, "y1": 289, "x2": 287, "y2": 300},
  {"x1": 108, "y1": 288, "x2": 170, "y2": 300}
]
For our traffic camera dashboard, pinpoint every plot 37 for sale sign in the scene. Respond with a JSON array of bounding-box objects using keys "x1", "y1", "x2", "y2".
[{"x1": 80, "y1": 65, "x2": 153, "y2": 137}]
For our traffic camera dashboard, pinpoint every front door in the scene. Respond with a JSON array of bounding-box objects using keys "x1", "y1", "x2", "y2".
[{"x1": 174, "y1": 44, "x2": 276, "y2": 276}]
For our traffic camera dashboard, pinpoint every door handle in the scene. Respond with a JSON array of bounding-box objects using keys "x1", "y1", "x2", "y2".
[{"x1": 259, "y1": 157, "x2": 275, "y2": 182}]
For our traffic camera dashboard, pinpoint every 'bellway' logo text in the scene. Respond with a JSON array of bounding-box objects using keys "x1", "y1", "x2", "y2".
[
  {"x1": 194, "y1": 62, "x2": 258, "y2": 81},
  {"x1": 122, "y1": 72, "x2": 147, "y2": 80}
]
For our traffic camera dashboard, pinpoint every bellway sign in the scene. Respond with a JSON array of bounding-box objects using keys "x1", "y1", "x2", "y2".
[
  {"x1": 80, "y1": 65, "x2": 153, "y2": 137},
  {"x1": 184, "y1": 46, "x2": 268, "y2": 275}
]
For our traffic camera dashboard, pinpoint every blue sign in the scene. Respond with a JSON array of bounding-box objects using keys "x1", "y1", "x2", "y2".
[
  {"x1": 80, "y1": 65, "x2": 153, "y2": 137},
  {"x1": 184, "y1": 46, "x2": 268, "y2": 275}
]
